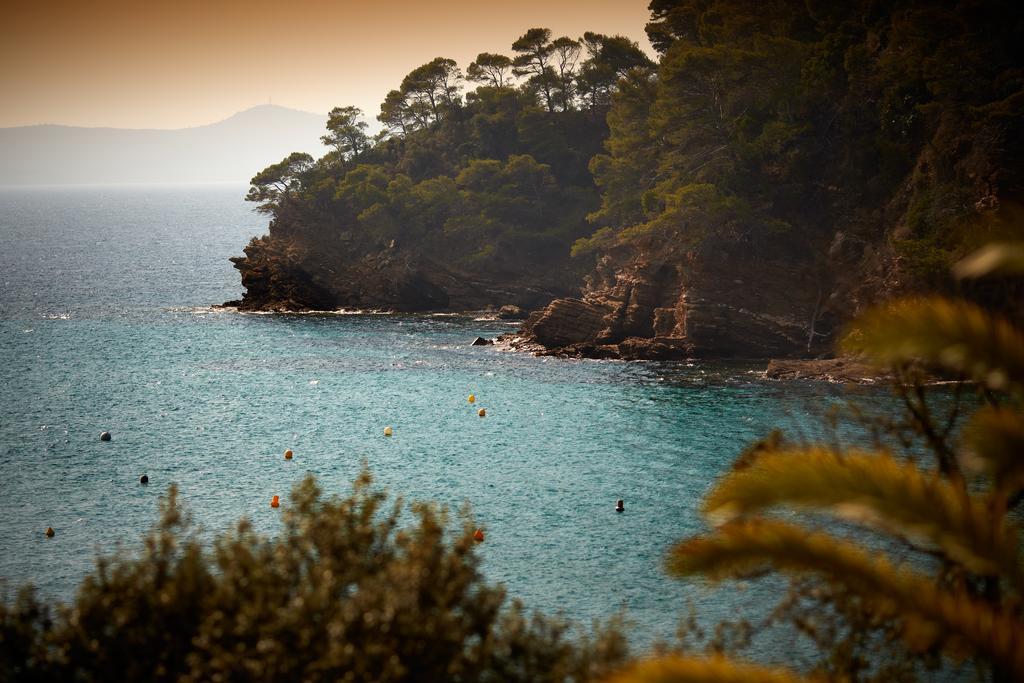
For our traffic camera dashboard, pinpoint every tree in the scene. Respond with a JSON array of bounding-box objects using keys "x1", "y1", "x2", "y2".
[
  {"x1": 400, "y1": 57, "x2": 463, "y2": 125},
  {"x1": 550, "y1": 37, "x2": 582, "y2": 111},
  {"x1": 467, "y1": 52, "x2": 514, "y2": 89},
  {"x1": 245, "y1": 152, "x2": 315, "y2": 214},
  {"x1": 577, "y1": 32, "x2": 655, "y2": 111},
  {"x1": 512, "y1": 28, "x2": 557, "y2": 113},
  {"x1": 321, "y1": 106, "x2": 369, "y2": 166},
  {"x1": 378, "y1": 89, "x2": 412, "y2": 135}
]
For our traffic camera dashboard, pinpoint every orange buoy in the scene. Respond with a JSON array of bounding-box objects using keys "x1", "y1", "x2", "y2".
[
  {"x1": 473, "y1": 529, "x2": 485, "y2": 543},
  {"x1": 468, "y1": 394, "x2": 476, "y2": 404},
  {"x1": 478, "y1": 408, "x2": 486, "y2": 417},
  {"x1": 270, "y1": 495, "x2": 280, "y2": 508},
  {"x1": 45, "y1": 526, "x2": 55, "y2": 537},
  {"x1": 284, "y1": 449, "x2": 293, "y2": 460}
]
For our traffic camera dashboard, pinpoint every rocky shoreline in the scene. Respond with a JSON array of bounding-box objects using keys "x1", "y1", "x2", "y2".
[
  {"x1": 216, "y1": 298, "x2": 885, "y2": 383},
  {"x1": 495, "y1": 331, "x2": 883, "y2": 383},
  {"x1": 226, "y1": 235, "x2": 583, "y2": 314},
  {"x1": 224, "y1": 229, "x2": 894, "y2": 372},
  {"x1": 763, "y1": 357, "x2": 889, "y2": 384},
  {"x1": 485, "y1": 238, "x2": 852, "y2": 361}
]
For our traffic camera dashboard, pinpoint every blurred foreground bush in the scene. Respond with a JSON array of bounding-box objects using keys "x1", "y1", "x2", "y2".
[{"x1": 0, "y1": 471, "x2": 628, "y2": 682}]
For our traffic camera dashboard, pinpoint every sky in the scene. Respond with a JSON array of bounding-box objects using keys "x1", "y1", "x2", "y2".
[{"x1": 1, "y1": 0, "x2": 654, "y2": 130}]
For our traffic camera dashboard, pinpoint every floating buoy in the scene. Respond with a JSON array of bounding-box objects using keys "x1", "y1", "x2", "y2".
[
  {"x1": 383, "y1": 426, "x2": 393, "y2": 437},
  {"x1": 140, "y1": 474, "x2": 149, "y2": 484},
  {"x1": 270, "y1": 495, "x2": 280, "y2": 508},
  {"x1": 615, "y1": 499, "x2": 625, "y2": 513},
  {"x1": 478, "y1": 408, "x2": 486, "y2": 417},
  {"x1": 468, "y1": 394, "x2": 476, "y2": 404},
  {"x1": 473, "y1": 529, "x2": 485, "y2": 543},
  {"x1": 45, "y1": 527, "x2": 55, "y2": 537},
  {"x1": 284, "y1": 449, "x2": 293, "y2": 460},
  {"x1": 99, "y1": 431, "x2": 111, "y2": 441}
]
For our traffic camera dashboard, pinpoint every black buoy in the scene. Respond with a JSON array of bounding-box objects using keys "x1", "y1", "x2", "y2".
[
  {"x1": 140, "y1": 475, "x2": 149, "y2": 484},
  {"x1": 100, "y1": 431, "x2": 112, "y2": 441},
  {"x1": 615, "y1": 499, "x2": 625, "y2": 513},
  {"x1": 45, "y1": 527, "x2": 55, "y2": 537}
]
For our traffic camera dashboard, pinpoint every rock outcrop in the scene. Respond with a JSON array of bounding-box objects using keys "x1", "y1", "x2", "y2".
[
  {"x1": 764, "y1": 358, "x2": 887, "y2": 383},
  {"x1": 512, "y1": 240, "x2": 836, "y2": 359},
  {"x1": 497, "y1": 305, "x2": 524, "y2": 320},
  {"x1": 227, "y1": 235, "x2": 578, "y2": 313}
]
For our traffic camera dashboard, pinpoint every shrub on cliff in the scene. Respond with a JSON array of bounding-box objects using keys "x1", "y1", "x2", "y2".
[{"x1": 0, "y1": 471, "x2": 628, "y2": 682}]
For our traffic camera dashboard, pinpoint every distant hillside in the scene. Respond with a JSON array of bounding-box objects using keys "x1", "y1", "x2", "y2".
[{"x1": 0, "y1": 105, "x2": 327, "y2": 185}]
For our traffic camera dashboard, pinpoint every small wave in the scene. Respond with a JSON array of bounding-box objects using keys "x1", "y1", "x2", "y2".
[
  {"x1": 243, "y1": 308, "x2": 393, "y2": 316},
  {"x1": 166, "y1": 305, "x2": 231, "y2": 315},
  {"x1": 42, "y1": 313, "x2": 71, "y2": 320},
  {"x1": 326, "y1": 308, "x2": 392, "y2": 316}
]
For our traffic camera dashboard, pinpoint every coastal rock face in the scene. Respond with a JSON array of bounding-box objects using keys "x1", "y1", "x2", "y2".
[
  {"x1": 497, "y1": 305, "x2": 524, "y2": 320},
  {"x1": 228, "y1": 235, "x2": 575, "y2": 313},
  {"x1": 227, "y1": 236, "x2": 336, "y2": 311},
  {"x1": 516, "y1": 243, "x2": 831, "y2": 359},
  {"x1": 529, "y1": 299, "x2": 612, "y2": 347}
]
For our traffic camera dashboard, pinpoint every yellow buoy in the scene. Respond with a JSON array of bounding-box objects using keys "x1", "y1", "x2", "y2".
[
  {"x1": 284, "y1": 449, "x2": 293, "y2": 460},
  {"x1": 468, "y1": 394, "x2": 475, "y2": 404},
  {"x1": 478, "y1": 408, "x2": 486, "y2": 417},
  {"x1": 473, "y1": 529, "x2": 485, "y2": 542},
  {"x1": 45, "y1": 526, "x2": 55, "y2": 538},
  {"x1": 383, "y1": 426, "x2": 393, "y2": 437},
  {"x1": 270, "y1": 495, "x2": 280, "y2": 508}
]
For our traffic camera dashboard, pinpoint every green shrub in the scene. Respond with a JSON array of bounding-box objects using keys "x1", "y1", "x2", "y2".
[{"x1": 1, "y1": 471, "x2": 628, "y2": 682}]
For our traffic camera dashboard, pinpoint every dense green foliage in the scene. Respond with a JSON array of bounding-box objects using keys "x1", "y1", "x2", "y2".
[
  {"x1": 586, "y1": 0, "x2": 1024, "y2": 285},
  {"x1": 245, "y1": 29, "x2": 653, "y2": 280},
  {"x1": 0, "y1": 472, "x2": 629, "y2": 682},
  {"x1": 243, "y1": 1, "x2": 1023, "y2": 316}
]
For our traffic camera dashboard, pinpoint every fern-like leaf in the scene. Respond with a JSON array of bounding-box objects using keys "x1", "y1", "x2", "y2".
[
  {"x1": 702, "y1": 447, "x2": 1021, "y2": 580},
  {"x1": 667, "y1": 519, "x2": 1024, "y2": 677},
  {"x1": 961, "y1": 407, "x2": 1024, "y2": 494},
  {"x1": 842, "y1": 297, "x2": 1024, "y2": 393},
  {"x1": 952, "y1": 243, "x2": 1024, "y2": 280},
  {"x1": 605, "y1": 655, "x2": 816, "y2": 683}
]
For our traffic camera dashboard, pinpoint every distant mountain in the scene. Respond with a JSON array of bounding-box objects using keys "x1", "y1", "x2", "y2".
[{"x1": 0, "y1": 105, "x2": 328, "y2": 185}]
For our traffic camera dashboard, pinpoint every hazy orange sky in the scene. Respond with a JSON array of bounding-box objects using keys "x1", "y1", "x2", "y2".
[{"x1": 1, "y1": 0, "x2": 654, "y2": 130}]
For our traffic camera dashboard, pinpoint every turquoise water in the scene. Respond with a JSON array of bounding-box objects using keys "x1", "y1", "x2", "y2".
[{"x1": 0, "y1": 184, "x2": 860, "y2": 650}]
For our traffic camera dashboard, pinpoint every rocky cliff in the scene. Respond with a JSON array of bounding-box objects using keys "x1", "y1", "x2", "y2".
[
  {"x1": 506, "y1": 238, "x2": 842, "y2": 359},
  {"x1": 226, "y1": 234, "x2": 579, "y2": 313}
]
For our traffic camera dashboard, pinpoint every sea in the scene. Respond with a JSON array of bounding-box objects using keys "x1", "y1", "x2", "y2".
[{"x1": 0, "y1": 183, "x2": 894, "y2": 658}]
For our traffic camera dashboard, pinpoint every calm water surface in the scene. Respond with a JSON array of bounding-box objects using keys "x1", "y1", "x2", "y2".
[{"x1": 0, "y1": 184, "x2": 875, "y2": 652}]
